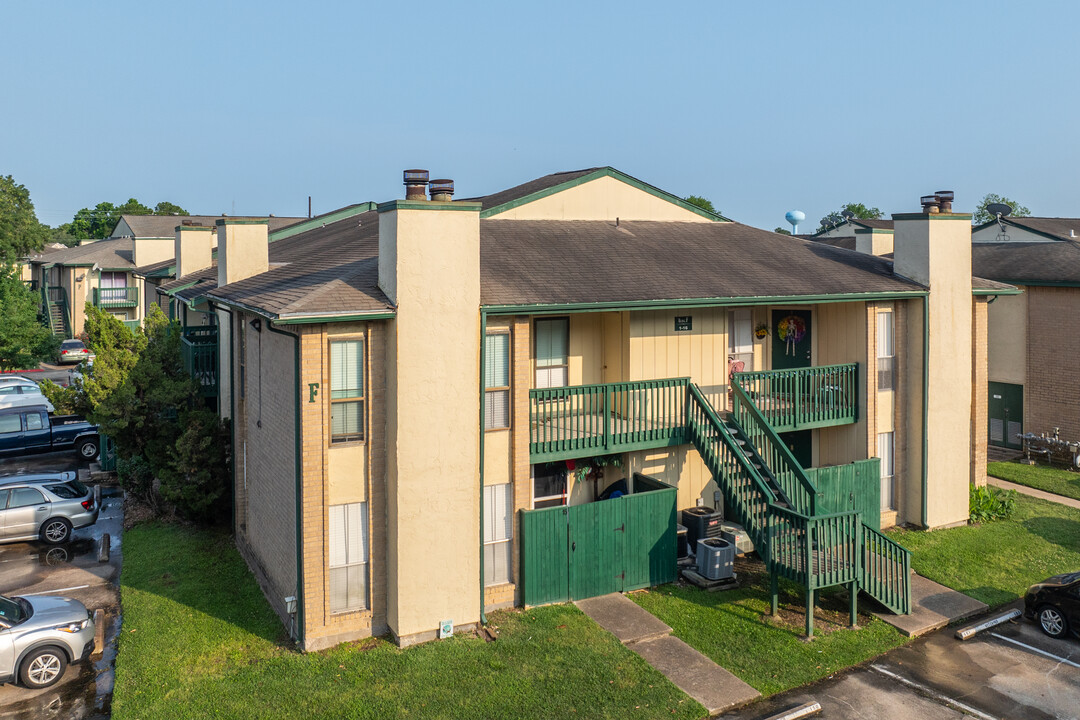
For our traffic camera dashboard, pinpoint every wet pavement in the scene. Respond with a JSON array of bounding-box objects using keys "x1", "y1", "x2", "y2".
[
  {"x1": 0, "y1": 453, "x2": 122, "y2": 720},
  {"x1": 722, "y1": 603, "x2": 1080, "y2": 720}
]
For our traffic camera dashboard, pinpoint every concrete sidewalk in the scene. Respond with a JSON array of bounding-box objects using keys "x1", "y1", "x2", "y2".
[
  {"x1": 872, "y1": 572, "x2": 988, "y2": 637},
  {"x1": 987, "y1": 476, "x2": 1080, "y2": 510},
  {"x1": 576, "y1": 594, "x2": 760, "y2": 716}
]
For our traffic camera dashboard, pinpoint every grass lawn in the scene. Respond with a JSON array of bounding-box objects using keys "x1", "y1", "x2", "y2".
[
  {"x1": 889, "y1": 494, "x2": 1080, "y2": 607},
  {"x1": 988, "y1": 460, "x2": 1080, "y2": 502},
  {"x1": 113, "y1": 522, "x2": 705, "y2": 720},
  {"x1": 627, "y1": 561, "x2": 908, "y2": 697}
]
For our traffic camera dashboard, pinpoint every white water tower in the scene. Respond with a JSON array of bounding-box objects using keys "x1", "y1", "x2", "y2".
[{"x1": 785, "y1": 210, "x2": 806, "y2": 234}]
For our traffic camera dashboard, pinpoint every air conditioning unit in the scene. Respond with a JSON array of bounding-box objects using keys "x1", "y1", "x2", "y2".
[
  {"x1": 682, "y1": 507, "x2": 723, "y2": 551},
  {"x1": 675, "y1": 523, "x2": 689, "y2": 560},
  {"x1": 696, "y1": 538, "x2": 735, "y2": 581},
  {"x1": 719, "y1": 521, "x2": 754, "y2": 555}
]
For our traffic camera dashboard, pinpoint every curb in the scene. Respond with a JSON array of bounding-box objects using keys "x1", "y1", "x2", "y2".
[
  {"x1": 761, "y1": 702, "x2": 822, "y2": 720},
  {"x1": 955, "y1": 609, "x2": 1022, "y2": 640}
]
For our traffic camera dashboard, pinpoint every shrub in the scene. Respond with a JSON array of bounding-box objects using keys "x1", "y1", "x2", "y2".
[
  {"x1": 157, "y1": 410, "x2": 231, "y2": 522},
  {"x1": 38, "y1": 378, "x2": 85, "y2": 416},
  {"x1": 970, "y1": 484, "x2": 1017, "y2": 523},
  {"x1": 117, "y1": 454, "x2": 159, "y2": 512}
]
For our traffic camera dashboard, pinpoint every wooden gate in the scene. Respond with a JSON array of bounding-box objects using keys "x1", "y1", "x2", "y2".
[
  {"x1": 807, "y1": 458, "x2": 881, "y2": 531},
  {"x1": 520, "y1": 473, "x2": 676, "y2": 606}
]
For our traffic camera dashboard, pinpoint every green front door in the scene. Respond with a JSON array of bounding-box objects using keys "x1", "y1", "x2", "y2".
[
  {"x1": 772, "y1": 310, "x2": 812, "y2": 370},
  {"x1": 988, "y1": 382, "x2": 1024, "y2": 450}
]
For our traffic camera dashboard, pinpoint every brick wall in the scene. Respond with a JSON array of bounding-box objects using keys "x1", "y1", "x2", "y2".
[
  {"x1": 1026, "y1": 286, "x2": 1080, "y2": 441},
  {"x1": 971, "y1": 298, "x2": 988, "y2": 487}
]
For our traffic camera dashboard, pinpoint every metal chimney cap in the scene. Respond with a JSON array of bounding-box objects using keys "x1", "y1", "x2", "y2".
[
  {"x1": 429, "y1": 179, "x2": 455, "y2": 197},
  {"x1": 934, "y1": 190, "x2": 955, "y2": 202},
  {"x1": 404, "y1": 169, "x2": 430, "y2": 185}
]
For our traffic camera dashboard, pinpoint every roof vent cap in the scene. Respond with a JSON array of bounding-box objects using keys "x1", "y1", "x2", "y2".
[
  {"x1": 429, "y1": 179, "x2": 454, "y2": 202},
  {"x1": 404, "y1": 169, "x2": 429, "y2": 200}
]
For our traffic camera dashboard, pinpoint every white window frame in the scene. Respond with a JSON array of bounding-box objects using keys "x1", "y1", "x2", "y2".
[
  {"x1": 728, "y1": 309, "x2": 753, "y2": 371},
  {"x1": 485, "y1": 330, "x2": 511, "y2": 431},
  {"x1": 330, "y1": 339, "x2": 365, "y2": 444},
  {"x1": 534, "y1": 318, "x2": 569, "y2": 389},
  {"x1": 877, "y1": 310, "x2": 895, "y2": 392},
  {"x1": 531, "y1": 465, "x2": 568, "y2": 509},
  {"x1": 483, "y1": 483, "x2": 513, "y2": 586},
  {"x1": 878, "y1": 432, "x2": 895, "y2": 511},
  {"x1": 328, "y1": 502, "x2": 369, "y2": 613}
]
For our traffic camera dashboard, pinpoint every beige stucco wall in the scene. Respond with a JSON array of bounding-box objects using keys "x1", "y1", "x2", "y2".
[
  {"x1": 217, "y1": 220, "x2": 269, "y2": 287},
  {"x1": 379, "y1": 202, "x2": 481, "y2": 643},
  {"x1": 971, "y1": 225, "x2": 1055, "y2": 244},
  {"x1": 895, "y1": 215, "x2": 972, "y2": 529},
  {"x1": 488, "y1": 175, "x2": 715, "y2": 222},
  {"x1": 132, "y1": 237, "x2": 173, "y2": 267},
  {"x1": 855, "y1": 230, "x2": 894, "y2": 256},
  {"x1": 987, "y1": 290, "x2": 1027, "y2": 385},
  {"x1": 175, "y1": 225, "x2": 214, "y2": 278}
]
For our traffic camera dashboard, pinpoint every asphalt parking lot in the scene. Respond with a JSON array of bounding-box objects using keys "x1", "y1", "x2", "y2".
[
  {"x1": 0, "y1": 451, "x2": 121, "y2": 720},
  {"x1": 725, "y1": 602, "x2": 1080, "y2": 720}
]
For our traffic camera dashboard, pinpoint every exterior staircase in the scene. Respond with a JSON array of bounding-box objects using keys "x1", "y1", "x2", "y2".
[
  {"x1": 687, "y1": 381, "x2": 911, "y2": 636},
  {"x1": 40, "y1": 286, "x2": 70, "y2": 338},
  {"x1": 47, "y1": 302, "x2": 68, "y2": 337}
]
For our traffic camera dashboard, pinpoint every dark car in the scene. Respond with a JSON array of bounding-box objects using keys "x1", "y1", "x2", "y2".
[
  {"x1": 0, "y1": 405, "x2": 100, "y2": 460},
  {"x1": 1024, "y1": 571, "x2": 1080, "y2": 639}
]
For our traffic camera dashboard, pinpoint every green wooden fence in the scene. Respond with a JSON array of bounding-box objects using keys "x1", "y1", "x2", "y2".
[
  {"x1": 519, "y1": 474, "x2": 676, "y2": 606},
  {"x1": 806, "y1": 459, "x2": 882, "y2": 532}
]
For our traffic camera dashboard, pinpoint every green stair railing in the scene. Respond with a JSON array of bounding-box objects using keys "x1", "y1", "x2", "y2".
[
  {"x1": 733, "y1": 363, "x2": 857, "y2": 432},
  {"x1": 860, "y1": 526, "x2": 912, "y2": 615},
  {"x1": 181, "y1": 326, "x2": 219, "y2": 397}
]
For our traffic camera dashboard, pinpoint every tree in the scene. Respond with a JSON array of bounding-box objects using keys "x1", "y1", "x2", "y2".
[
  {"x1": 65, "y1": 198, "x2": 189, "y2": 240},
  {"x1": 773, "y1": 227, "x2": 792, "y2": 235},
  {"x1": 0, "y1": 264, "x2": 58, "y2": 369},
  {"x1": 973, "y1": 194, "x2": 1031, "y2": 225},
  {"x1": 0, "y1": 175, "x2": 49, "y2": 263},
  {"x1": 685, "y1": 195, "x2": 717, "y2": 214},
  {"x1": 816, "y1": 202, "x2": 883, "y2": 233}
]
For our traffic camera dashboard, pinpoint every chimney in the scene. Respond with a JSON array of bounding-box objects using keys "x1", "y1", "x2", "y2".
[
  {"x1": 174, "y1": 223, "x2": 215, "y2": 279},
  {"x1": 892, "y1": 191, "x2": 973, "y2": 529},
  {"x1": 404, "y1": 169, "x2": 429, "y2": 200},
  {"x1": 429, "y1": 179, "x2": 454, "y2": 202},
  {"x1": 216, "y1": 218, "x2": 269, "y2": 288}
]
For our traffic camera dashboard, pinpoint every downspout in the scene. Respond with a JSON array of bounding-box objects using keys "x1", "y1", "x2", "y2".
[
  {"x1": 214, "y1": 302, "x2": 236, "y2": 535},
  {"x1": 478, "y1": 308, "x2": 488, "y2": 626},
  {"x1": 267, "y1": 321, "x2": 305, "y2": 647},
  {"x1": 921, "y1": 296, "x2": 929, "y2": 528}
]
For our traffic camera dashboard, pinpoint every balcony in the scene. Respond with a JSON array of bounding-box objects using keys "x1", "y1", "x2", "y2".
[
  {"x1": 93, "y1": 286, "x2": 139, "y2": 308},
  {"x1": 181, "y1": 326, "x2": 218, "y2": 397},
  {"x1": 732, "y1": 363, "x2": 858, "y2": 433},
  {"x1": 529, "y1": 378, "x2": 689, "y2": 462}
]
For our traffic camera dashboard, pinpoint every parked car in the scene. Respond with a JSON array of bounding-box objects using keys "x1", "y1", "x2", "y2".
[
  {"x1": 57, "y1": 340, "x2": 92, "y2": 365},
  {"x1": 0, "y1": 473, "x2": 98, "y2": 544},
  {"x1": 0, "y1": 405, "x2": 100, "y2": 461},
  {"x1": 0, "y1": 379, "x2": 54, "y2": 413},
  {"x1": 1024, "y1": 571, "x2": 1080, "y2": 639},
  {"x1": 0, "y1": 593, "x2": 95, "y2": 689},
  {"x1": 0, "y1": 375, "x2": 38, "y2": 386}
]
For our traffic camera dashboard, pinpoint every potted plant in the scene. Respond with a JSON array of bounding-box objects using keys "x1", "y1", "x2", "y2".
[{"x1": 754, "y1": 322, "x2": 769, "y2": 340}]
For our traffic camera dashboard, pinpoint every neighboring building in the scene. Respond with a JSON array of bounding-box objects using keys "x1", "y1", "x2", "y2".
[
  {"x1": 971, "y1": 216, "x2": 1080, "y2": 448},
  {"x1": 813, "y1": 218, "x2": 895, "y2": 255},
  {"x1": 160, "y1": 167, "x2": 997, "y2": 650},
  {"x1": 28, "y1": 214, "x2": 304, "y2": 338}
]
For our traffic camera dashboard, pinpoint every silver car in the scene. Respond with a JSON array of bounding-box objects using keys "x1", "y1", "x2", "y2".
[
  {"x1": 57, "y1": 340, "x2": 92, "y2": 365},
  {"x1": 0, "y1": 379, "x2": 54, "y2": 413},
  {"x1": 0, "y1": 474, "x2": 99, "y2": 545},
  {"x1": 0, "y1": 593, "x2": 95, "y2": 689}
]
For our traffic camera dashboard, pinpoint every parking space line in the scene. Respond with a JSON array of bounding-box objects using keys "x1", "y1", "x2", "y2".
[
  {"x1": 870, "y1": 665, "x2": 999, "y2": 720},
  {"x1": 989, "y1": 632, "x2": 1080, "y2": 668},
  {"x1": 21, "y1": 584, "x2": 91, "y2": 596}
]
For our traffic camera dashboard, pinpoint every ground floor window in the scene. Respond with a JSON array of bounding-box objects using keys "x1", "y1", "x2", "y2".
[
  {"x1": 483, "y1": 483, "x2": 513, "y2": 586},
  {"x1": 532, "y1": 465, "x2": 568, "y2": 509},
  {"x1": 878, "y1": 432, "x2": 895, "y2": 511},
  {"x1": 329, "y1": 502, "x2": 369, "y2": 613}
]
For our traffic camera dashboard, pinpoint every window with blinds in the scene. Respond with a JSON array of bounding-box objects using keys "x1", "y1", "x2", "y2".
[
  {"x1": 329, "y1": 502, "x2": 369, "y2": 613},
  {"x1": 728, "y1": 309, "x2": 753, "y2": 371},
  {"x1": 483, "y1": 483, "x2": 513, "y2": 586},
  {"x1": 330, "y1": 339, "x2": 365, "y2": 443},
  {"x1": 878, "y1": 432, "x2": 895, "y2": 511},
  {"x1": 485, "y1": 331, "x2": 510, "y2": 430},
  {"x1": 535, "y1": 318, "x2": 569, "y2": 389},
  {"x1": 877, "y1": 311, "x2": 895, "y2": 392}
]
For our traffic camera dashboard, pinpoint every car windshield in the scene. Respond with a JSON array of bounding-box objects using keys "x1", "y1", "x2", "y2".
[
  {"x1": 0, "y1": 595, "x2": 25, "y2": 626},
  {"x1": 60, "y1": 341, "x2": 85, "y2": 350}
]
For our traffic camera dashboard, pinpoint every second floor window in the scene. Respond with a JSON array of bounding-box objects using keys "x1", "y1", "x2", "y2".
[
  {"x1": 535, "y1": 318, "x2": 569, "y2": 389},
  {"x1": 877, "y1": 311, "x2": 895, "y2": 392},
  {"x1": 330, "y1": 339, "x2": 365, "y2": 443},
  {"x1": 485, "y1": 331, "x2": 510, "y2": 430}
]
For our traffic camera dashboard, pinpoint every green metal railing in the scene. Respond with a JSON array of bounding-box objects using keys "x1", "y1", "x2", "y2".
[
  {"x1": 732, "y1": 363, "x2": 858, "y2": 432},
  {"x1": 768, "y1": 506, "x2": 861, "y2": 589},
  {"x1": 860, "y1": 526, "x2": 912, "y2": 614},
  {"x1": 529, "y1": 378, "x2": 688, "y2": 461},
  {"x1": 180, "y1": 326, "x2": 219, "y2": 397},
  {"x1": 41, "y1": 285, "x2": 70, "y2": 337},
  {"x1": 731, "y1": 381, "x2": 817, "y2": 516},
  {"x1": 93, "y1": 286, "x2": 139, "y2": 307}
]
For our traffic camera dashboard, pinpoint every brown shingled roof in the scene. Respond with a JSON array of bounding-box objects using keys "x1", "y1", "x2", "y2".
[
  {"x1": 116, "y1": 214, "x2": 305, "y2": 239},
  {"x1": 33, "y1": 237, "x2": 134, "y2": 268},
  {"x1": 973, "y1": 240, "x2": 1080, "y2": 284}
]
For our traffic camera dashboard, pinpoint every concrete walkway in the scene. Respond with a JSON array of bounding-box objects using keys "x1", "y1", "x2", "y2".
[
  {"x1": 872, "y1": 572, "x2": 987, "y2": 637},
  {"x1": 575, "y1": 594, "x2": 760, "y2": 716},
  {"x1": 987, "y1": 476, "x2": 1080, "y2": 510}
]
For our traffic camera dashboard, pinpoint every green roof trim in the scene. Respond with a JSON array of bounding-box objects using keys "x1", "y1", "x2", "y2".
[
  {"x1": 972, "y1": 287, "x2": 1023, "y2": 296},
  {"x1": 479, "y1": 167, "x2": 732, "y2": 222},
  {"x1": 376, "y1": 200, "x2": 482, "y2": 213},
  {"x1": 215, "y1": 218, "x2": 270, "y2": 226},
  {"x1": 270, "y1": 203, "x2": 377, "y2": 241},
  {"x1": 482, "y1": 290, "x2": 929, "y2": 315},
  {"x1": 988, "y1": 280, "x2": 1080, "y2": 288},
  {"x1": 175, "y1": 225, "x2": 214, "y2": 232},
  {"x1": 854, "y1": 227, "x2": 894, "y2": 235},
  {"x1": 891, "y1": 213, "x2": 973, "y2": 221}
]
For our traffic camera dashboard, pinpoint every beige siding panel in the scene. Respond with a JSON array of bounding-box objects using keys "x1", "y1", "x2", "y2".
[
  {"x1": 626, "y1": 447, "x2": 718, "y2": 512},
  {"x1": 328, "y1": 444, "x2": 367, "y2": 505},
  {"x1": 814, "y1": 302, "x2": 870, "y2": 467},
  {"x1": 569, "y1": 314, "x2": 603, "y2": 386},
  {"x1": 484, "y1": 430, "x2": 512, "y2": 487},
  {"x1": 490, "y1": 174, "x2": 713, "y2": 222}
]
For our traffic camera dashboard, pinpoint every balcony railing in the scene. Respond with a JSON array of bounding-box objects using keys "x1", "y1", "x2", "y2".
[
  {"x1": 529, "y1": 378, "x2": 689, "y2": 462},
  {"x1": 122, "y1": 320, "x2": 141, "y2": 332},
  {"x1": 732, "y1": 363, "x2": 858, "y2": 433},
  {"x1": 181, "y1": 326, "x2": 218, "y2": 397},
  {"x1": 93, "y1": 286, "x2": 139, "y2": 308}
]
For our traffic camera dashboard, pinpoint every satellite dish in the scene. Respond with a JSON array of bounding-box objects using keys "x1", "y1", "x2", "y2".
[
  {"x1": 785, "y1": 210, "x2": 805, "y2": 234},
  {"x1": 840, "y1": 209, "x2": 855, "y2": 220},
  {"x1": 987, "y1": 203, "x2": 1012, "y2": 218}
]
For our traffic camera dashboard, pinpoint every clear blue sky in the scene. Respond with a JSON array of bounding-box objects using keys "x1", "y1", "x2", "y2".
[{"x1": 4, "y1": 0, "x2": 1078, "y2": 232}]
